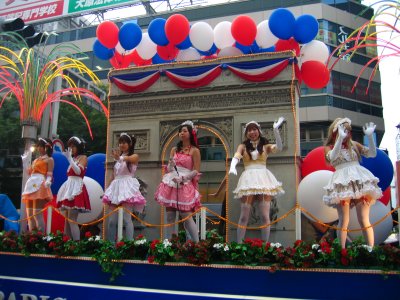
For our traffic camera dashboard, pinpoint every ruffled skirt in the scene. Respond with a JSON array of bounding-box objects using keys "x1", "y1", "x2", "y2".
[
  {"x1": 103, "y1": 176, "x2": 146, "y2": 213},
  {"x1": 323, "y1": 161, "x2": 382, "y2": 207},
  {"x1": 155, "y1": 172, "x2": 201, "y2": 212},
  {"x1": 57, "y1": 176, "x2": 91, "y2": 212},
  {"x1": 22, "y1": 173, "x2": 52, "y2": 202},
  {"x1": 233, "y1": 165, "x2": 285, "y2": 199}
]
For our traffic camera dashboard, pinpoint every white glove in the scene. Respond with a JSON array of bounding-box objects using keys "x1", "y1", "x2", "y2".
[
  {"x1": 273, "y1": 117, "x2": 285, "y2": 151},
  {"x1": 363, "y1": 122, "x2": 377, "y2": 157},
  {"x1": 273, "y1": 117, "x2": 285, "y2": 130},
  {"x1": 44, "y1": 176, "x2": 52, "y2": 188},
  {"x1": 65, "y1": 148, "x2": 81, "y2": 175},
  {"x1": 229, "y1": 157, "x2": 239, "y2": 175},
  {"x1": 250, "y1": 149, "x2": 258, "y2": 160},
  {"x1": 328, "y1": 124, "x2": 347, "y2": 161},
  {"x1": 21, "y1": 150, "x2": 32, "y2": 169},
  {"x1": 181, "y1": 170, "x2": 198, "y2": 183},
  {"x1": 167, "y1": 158, "x2": 176, "y2": 173}
]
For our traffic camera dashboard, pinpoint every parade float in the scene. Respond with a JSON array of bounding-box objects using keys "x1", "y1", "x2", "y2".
[{"x1": 1, "y1": 4, "x2": 399, "y2": 299}]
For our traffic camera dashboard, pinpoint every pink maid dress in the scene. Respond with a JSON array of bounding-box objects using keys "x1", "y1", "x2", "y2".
[
  {"x1": 155, "y1": 153, "x2": 201, "y2": 212},
  {"x1": 103, "y1": 158, "x2": 146, "y2": 213}
]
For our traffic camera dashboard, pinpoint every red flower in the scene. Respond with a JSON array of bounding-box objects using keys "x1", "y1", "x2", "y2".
[
  {"x1": 116, "y1": 241, "x2": 125, "y2": 248},
  {"x1": 147, "y1": 255, "x2": 155, "y2": 263},
  {"x1": 294, "y1": 240, "x2": 302, "y2": 247},
  {"x1": 341, "y1": 257, "x2": 349, "y2": 266},
  {"x1": 341, "y1": 249, "x2": 348, "y2": 257},
  {"x1": 49, "y1": 242, "x2": 56, "y2": 248},
  {"x1": 85, "y1": 231, "x2": 92, "y2": 238},
  {"x1": 62, "y1": 236, "x2": 70, "y2": 242},
  {"x1": 150, "y1": 240, "x2": 159, "y2": 250},
  {"x1": 136, "y1": 234, "x2": 144, "y2": 239}
]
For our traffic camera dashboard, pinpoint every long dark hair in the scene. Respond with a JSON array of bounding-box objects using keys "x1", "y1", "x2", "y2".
[
  {"x1": 67, "y1": 136, "x2": 86, "y2": 156},
  {"x1": 176, "y1": 124, "x2": 198, "y2": 153},
  {"x1": 37, "y1": 138, "x2": 53, "y2": 157},
  {"x1": 119, "y1": 134, "x2": 136, "y2": 172},
  {"x1": 242, "y1": 124, "x2": 268, "y2": 157}
]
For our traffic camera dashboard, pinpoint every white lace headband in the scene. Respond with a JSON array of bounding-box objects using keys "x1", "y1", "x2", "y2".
[
  {"x1": 333, "y1": 118, "x2": 351, "y2": 133},
  {"x1": 181, "y1": 120, "x2": 197, "y2": 133},
  {"x1": 120, "y1": 132, "x2": 132, "y2": 142},
  {"x1": 70, "y1": 136, "x2": 82, "y2": 144},
  {"x1": 38, "y1": 137, "x2": 52, "y2": 147},
  {"x1": 243, "y1": 121, "x2": 261, "y2": 134}
]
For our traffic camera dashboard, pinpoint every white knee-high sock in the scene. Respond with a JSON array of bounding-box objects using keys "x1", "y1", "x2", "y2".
[
  {"x1": 180, "y1": 212, "x2": 199, "y2": 243},
  {"x1": 165, "y1": 210, "x2": 177, "y2": 239},
  {"x1": 107, "y1": 208, "x2": 118, "y2": 242},
  {"x1": 259, "y1": 200, "x2": 271, "y2": 242},
  {"x1": 122, "y1": 208, "x2": 134, "y2": 240},
  {"x1": 237, "y1": 203, "x2": 251, "y2": 243},
  {"x1": 67, "y1": 210, "x2": 80, "y2": 241}
]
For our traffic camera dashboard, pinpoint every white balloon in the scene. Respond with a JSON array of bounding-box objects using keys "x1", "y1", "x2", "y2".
[
  {"x1": 256, "y1": 20, "x2": 279, "y2": 48},
  {"x1": 214, "y1": 21, "x2": 235, "y2": 49},
  {"x1": 189, "y1": 22, "x2": 214, "y2": 52},
  {"x1": 300, "y1": 40, "x2": 330, "y2": 64},
  {"x1": 77, "y1": 177, "x2": 104, "y2": 224},
  {"x1": 217, "y1": 46, "x2": 243, "y2": 57},
  {"x1": 136, "y1": 32, "x2": 157, "y2": 60},
  {"x1": 176, "y1": 47, "x2": 201, "y2": 61},
  {"x1": 297, "y1": 170, "x2": 338, "y2": 223},
  {"x1": 348, "y1": 201, "x2": 393, "y2": 245},
  {"x1": 115, "y1": 42, "x2": 134, "y2": 55}
]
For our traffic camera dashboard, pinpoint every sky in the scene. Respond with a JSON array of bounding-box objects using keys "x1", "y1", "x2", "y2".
[{"x1": 361, "y1": 0, "x2": 400, "y2": 165}]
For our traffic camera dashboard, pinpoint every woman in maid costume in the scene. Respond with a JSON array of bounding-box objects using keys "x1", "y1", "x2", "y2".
[
  {"x1": 229, "y1": 118, "x2": 285, "y2": 242},
  {"x1": 155, "y1": 120, "x2": 201, "y2": 242},
  {"x1": 323, "y1": 117, "x2": 382, "y2": 248},
  {"x1": 21, "y1": 138, "x2": 54, "y2": 231},
  {"x1": 103, "y1": 133, "x2": 146, "y2": 241},
  {"x1": 57, "y1": 136, "x2": 90, "y2": 240}
]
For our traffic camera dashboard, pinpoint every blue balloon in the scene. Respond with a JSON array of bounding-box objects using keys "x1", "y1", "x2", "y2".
[
  {"x1": 52, "y1": 152, "x2": 69, "y2": 195},
  {"x1": 119, "y1": 22, "x2": 142, "y2": 50},
  {"x1": 269, "y1": 8, "x2": 295, "y2": 40},
  {"x1": 148, "y1": 18, "x2": 169, "y2": 46},
  {"x1": 258, "y1": 45, "x2": 275, "y2": 53},
  {"x1": 236, "y1": 41, "x2": 259, "y2": 54},
  {"x1": 361, "y1": 149, "x2": 394, "y2": 191},
  {"x1": 293, "y1": 14, "x2": 319, "y2": 44},
  {"x1": 197, "y1": 43, "x2": 218, "y2": 56},
  {"x1": 176, "y1": 34, "x2": 192, "y2": 50},
  {"x1": 93, "y1": 39, "x2": 114, "y2": 60},
  {"x1": 152, "y1": 53, "x2": 174, "y2": 64},
  {"x1": 86, "y1": 153, "x2": 106, "y2": 189}
]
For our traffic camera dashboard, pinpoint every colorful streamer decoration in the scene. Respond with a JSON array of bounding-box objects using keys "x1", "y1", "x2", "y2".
[
  {"x1": 0, "y1": 32, "x2": 109, "y2": 139},
  {"x1": 327, "y1": 1, "x2": 400, "y2": 94}
]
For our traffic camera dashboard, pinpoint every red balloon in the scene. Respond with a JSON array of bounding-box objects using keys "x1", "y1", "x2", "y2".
[
  {"x1": 301, "y1": 146, "x2": 335, "y2": 178},
  {"x1": 301, "y1": 60, "x2": 330, "y2": 89},
  {"x1": 275, "y1": 38, "x2": 300, "y2": 56},
  {"x1": 379, "y1": 187, "x2": 391, "y2": 206},
  {"x1": 43, "y1": 197, "x2": 65, "y2": 234},
  {"x1": 127, "y1": 50, "x2": 152, "y2": 66},
  {"x1": 96, "y1": 21, "x2": 119, "y2": 49},
  {"x1": 231, "y1": 15, "x2": 257, "y2": 46},
  {"x1": 109, "y1": 51, "x2": 131, "y2": 69},
  {"x1": 157, "y1": 43, "x2": 179, "y2": 61},
  {"x1": 165, "y1": 14, "x2": 190, "y2": 45}
]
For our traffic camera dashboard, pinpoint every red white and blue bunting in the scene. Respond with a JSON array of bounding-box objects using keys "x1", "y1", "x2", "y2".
[{"x1": 110, "y1": 57, "x2": 292, "y2": 93}]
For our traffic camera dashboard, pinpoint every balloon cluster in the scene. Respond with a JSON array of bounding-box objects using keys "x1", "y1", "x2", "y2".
[
  {"x1": 298, "y1": 146, "x2": 394, "y2": 238},
  {"x1": 93, "y1": 8, "x2": 331, "y2": 89}
]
